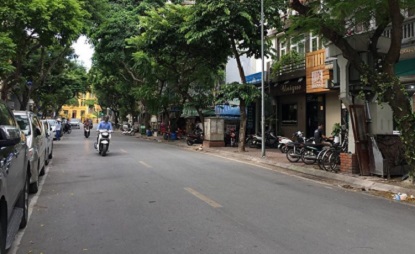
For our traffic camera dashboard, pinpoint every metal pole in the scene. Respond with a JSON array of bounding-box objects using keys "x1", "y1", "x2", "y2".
[{"x1": 261, "y1": 0, "x2": 265, "y2": 157}]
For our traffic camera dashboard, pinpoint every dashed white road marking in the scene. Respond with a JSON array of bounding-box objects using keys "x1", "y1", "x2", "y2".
[
  {"x1": 139, "y1": 161, "x2": 152, "y2": 168},
  {"x1": 185, "y1": 187, "x2": 222, "y2": 208}
]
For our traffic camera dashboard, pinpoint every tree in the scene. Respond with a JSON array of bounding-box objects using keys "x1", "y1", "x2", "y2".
[
  {"x1": 0, "y1": 0, "x2": 89, "y2": 107},
  {"x1": 184, "y1": 0, "x2": 284, "y2": 151},
  {"x1": 289, "y1": 0, "x2": 415, "y2": 179},
  {"x1": 127, "y1": 3, "x2": 224, "y2": 125},
  {"x1": 216, "y1": 83, "x2": 261, "y2": 152}
]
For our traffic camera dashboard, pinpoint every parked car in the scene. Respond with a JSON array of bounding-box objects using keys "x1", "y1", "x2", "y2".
[
  {"x1": 41, "y1": 120, "x2": 53, "y2": 167},
  {"x1": 0, "y1": 101, "x2": 29, "y2": 252},
  {"x1": 13, "y1": 111, "x2": 46, "y2": 194},
  {"x1": 69, "y1": 118, "x2": 81, "y2": 129},
  {"x1": 46, "y1": 119, "x2": 57, "y2": 140}
]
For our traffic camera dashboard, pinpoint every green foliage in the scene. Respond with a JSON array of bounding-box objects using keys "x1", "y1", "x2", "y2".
[
  {"x1": 270, "y1": 51, "x2": 304, "y2": 80},
  {"x1": 331, "y1": 123, "x2": 341, "y2": 136},
  {"x1": 216, "y1": 82, "x2": 260, "y2": 106}
]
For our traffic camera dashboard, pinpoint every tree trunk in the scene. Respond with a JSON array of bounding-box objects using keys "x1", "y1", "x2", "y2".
[{"x1": 238, "y1": 99, "x2": 247, "y2": 152}]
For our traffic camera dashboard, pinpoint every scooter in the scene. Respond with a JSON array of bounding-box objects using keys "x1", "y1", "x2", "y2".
[
  {"x1": 95, "y1": 130, "x2": 112, "y2": 156},
  {"x1": 277, "y1": 136, "x2": 293, "y2": 153},
  {"x1": 84, "y1": 125, "x2": 90, "y2": 138},
  {"x1": 186, "y1": 128, "x2": 203, "y2": 146},
  {"x1": 122, "y1": 127, "x2": 136, "y2": 136},
  {"x1": 63, "y1": 122, "x2": 71, "y2": 134}
]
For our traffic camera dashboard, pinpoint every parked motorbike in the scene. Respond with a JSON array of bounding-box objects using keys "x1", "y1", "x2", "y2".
[
  {"x1": 246, "y1": 130, "x2": 279, "y2": 148},
  {"x1": 122, "y1": 127, "x2": 136, "y2": 136},
  {"x1": 301, "y1": 138, "x2": 335, "y2": 165},
  {"x1": 95, "y1": 130, "x2": 112, "y2": 156},
  {"x1": 285, "y1": 131, "x2": 314, "y2": 162},
  {"x1": 277, "y1": 136, "x2": 293, "y2": 153},
  {"x1": 84, "y1": 125, "x2": 91, "y2": 138},
  {"x1": 186, "y1": 127, "x2": 203, "y2": 146}
]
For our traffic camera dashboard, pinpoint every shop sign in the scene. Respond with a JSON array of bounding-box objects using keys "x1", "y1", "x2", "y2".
[
  {"x1": 311, "y1": 70, "x2": 324, "y2": 88},
  {"x1": 273, "y1": 80, "x2": 306, "y2": 96}
]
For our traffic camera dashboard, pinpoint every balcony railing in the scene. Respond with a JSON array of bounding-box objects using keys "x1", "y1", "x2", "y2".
[{"x1": 383, "y1": 16, "x2": 415, "y2": 41}]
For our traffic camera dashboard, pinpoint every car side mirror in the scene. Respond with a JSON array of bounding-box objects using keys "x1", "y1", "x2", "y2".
[
  {"x1": 0, "y1": 125, "x2": 21, "y2": 147},
  {"x1": 35, "y1": 127, "x2": 42, "y2": 137}
]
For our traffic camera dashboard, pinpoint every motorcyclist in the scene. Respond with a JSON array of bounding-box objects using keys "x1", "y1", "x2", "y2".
[
  {"x1": 97, "y1": 115, "x2": 113, "y2": 131},
  {"x1": 95, "y1": 116, "x2": 113, "y2": 147},
  {"x1": 83, "y1": 118, "x2": 91, "y2": 137}
]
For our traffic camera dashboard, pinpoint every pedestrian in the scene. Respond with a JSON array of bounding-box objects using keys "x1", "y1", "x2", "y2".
[
  {"x1": 56, "y1": 118, "x2": 62, "y2": 140},
  {"x1": 314, "y1": 123, "x2": 332, "y2": 146}
]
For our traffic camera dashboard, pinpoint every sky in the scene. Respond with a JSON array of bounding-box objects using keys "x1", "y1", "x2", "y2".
[{"x1": 72, "y1": 35, "x2": 94, "y2": 71}]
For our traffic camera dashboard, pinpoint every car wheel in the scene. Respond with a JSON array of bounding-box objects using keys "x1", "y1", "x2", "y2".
[
  {"x1": 49, "y1": 147, "x2": 53, "y2": 159},
  {"x1": 45, "y1": 149, "x2": 49, "y2": 166},
  {"x1": 17, "y1": 172, "x2": 29, "y2": 229},
  {"x1": 29, "y1": 178, "x2": 39, "y2": 194}
]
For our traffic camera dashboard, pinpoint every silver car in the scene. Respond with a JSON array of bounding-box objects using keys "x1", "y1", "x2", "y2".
[
  {"x1": 46, "y1": 119, "x2": 57, "y2": 140},
  {"x1": 14, "y1": 111, "x2": 46, "y2": 194},
  {"x1": 41, "y1": 120, "x2": 53, "y2": 166}
]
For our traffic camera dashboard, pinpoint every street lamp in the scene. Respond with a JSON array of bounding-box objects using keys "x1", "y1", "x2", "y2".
[{"x1": 261, "y1": 0, "x2": 265, "y2": 157}]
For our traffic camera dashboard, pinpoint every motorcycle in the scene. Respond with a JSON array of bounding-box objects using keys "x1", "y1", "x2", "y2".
[
  {"x1": 285, "y1": 131, "x2": 314, "y2": 162},
  {"x1": 122, "y1": 127, "x2": 136, "y2": 136},
  {"x1": 84, "y1": 125, "x2": 91, "y2": 138},
  {"x1": 95, "y1": 129, "x2": 112, "y2": 156},
  {"x1": 278, "y1": 136, "x2": 293, "y2": 153},
  {"x1": 301, "y1": 138, "x2": 336, "y2": 165},
  {"x1": 63, "y1": 122, "x2": 72, "y2": 134},
  {"x1": 246, "y1": 130, "x2": 279, "y2": 148},
  {"x1": 186, "y1": 127, "x2": 203, "y2": 146}
]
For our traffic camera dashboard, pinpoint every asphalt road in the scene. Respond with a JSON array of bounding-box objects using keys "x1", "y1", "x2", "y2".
[{"x1": 11, "y1": 128, "x2": 415, "y2": 254}]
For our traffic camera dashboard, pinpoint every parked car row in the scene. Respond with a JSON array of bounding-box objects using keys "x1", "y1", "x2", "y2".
[{"x1": 0, "y1": 101, "x2": 58, "y2": 252}]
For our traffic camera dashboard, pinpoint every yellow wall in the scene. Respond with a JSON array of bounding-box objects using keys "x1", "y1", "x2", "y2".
[{"x1": 59, "y1": 92, "x2": 101, "y2": 123}]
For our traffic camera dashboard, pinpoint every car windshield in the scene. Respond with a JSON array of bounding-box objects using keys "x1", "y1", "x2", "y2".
[
  {"x1": 70, "y1": 119, "x2": 80, "y2": 123},
  {"x1": 14, "y1": 114, "x2": 31, "y2": 136}
]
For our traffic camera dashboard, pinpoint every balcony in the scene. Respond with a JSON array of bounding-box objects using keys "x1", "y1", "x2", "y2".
[{"x1": 383, "y1": 16, "x2": 415, "y2": 44}]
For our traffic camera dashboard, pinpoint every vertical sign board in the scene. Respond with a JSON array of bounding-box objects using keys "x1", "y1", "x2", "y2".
[
  {"x1": 349, "y1": 105, "x2": 371, "y2": 176},
  {"x1": 306, "y1": 49, "x2": 331, "y2": 93}
]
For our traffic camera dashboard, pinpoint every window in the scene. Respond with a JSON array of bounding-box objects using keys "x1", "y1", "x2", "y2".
[
  {"x1": 281, "y1": 103, "x2": 298, "y2": 125},
  {"x1": 310, "y1": 33, "x2": 319, "y2": 51},
  {"x1": 290, "y1": 36, "x2": 305, "y2": 55},
  {"x1": 280, "y1": 41, "x2": 287, "y2": 58}
]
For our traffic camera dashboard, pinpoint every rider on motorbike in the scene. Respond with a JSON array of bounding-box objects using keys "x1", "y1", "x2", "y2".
[
  {"x1": 83, "y1": 118, "x2": 91, "y2": 137},
  {"x1": 95, "y1": 116, "x2": 113, "y2": 147}
]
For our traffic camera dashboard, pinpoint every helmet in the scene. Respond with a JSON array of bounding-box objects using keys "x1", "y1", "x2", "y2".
[{"x1": 57, "y1": 118, "x2": 61, "y2": 121}]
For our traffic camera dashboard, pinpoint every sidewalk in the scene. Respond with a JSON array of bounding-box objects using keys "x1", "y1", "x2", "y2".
[{"x1": 135, "y1": 133, "x2": 415, "y2": 202}]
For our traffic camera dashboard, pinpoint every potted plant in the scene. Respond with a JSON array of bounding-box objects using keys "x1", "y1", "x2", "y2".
[{"x1": 331, "y1": 123, "x2": 341, "y2": 143}]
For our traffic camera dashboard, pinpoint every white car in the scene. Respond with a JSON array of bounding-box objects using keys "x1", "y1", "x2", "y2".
[
  {"x1": 46, "y1": 119, "x2": 58, "y2": 140},
  {"x1": 69, "y1": 118, "x2": 81, "y2": 129},
  {"x1": 14, "y1": 111, "x2": 46, "y2": 193},
  {"x1": 41, "y1": 120, "x2": 53, "y2": 166}
]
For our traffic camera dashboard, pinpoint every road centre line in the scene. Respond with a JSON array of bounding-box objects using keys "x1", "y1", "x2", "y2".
[
  {"x1": 139, "y1": 161, "x2": 152, "y2": 168},
  {"x1": 120, "y1": 148, "x2": 128, "y2": 153},
  {"x1": 184, "y1": 187, "x2": 222, "y2": 208}
]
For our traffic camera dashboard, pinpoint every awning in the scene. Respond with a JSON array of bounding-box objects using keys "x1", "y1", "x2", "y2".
[
  {"x1": 215, "y1": 105, "x2": 240, "y2": 119},
  {"x1": 180, "y1": 107, "x2": 215, "y2": 118},
  {"x1": 395, "y1": 58, "x2": 415, "y2": 76}
]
